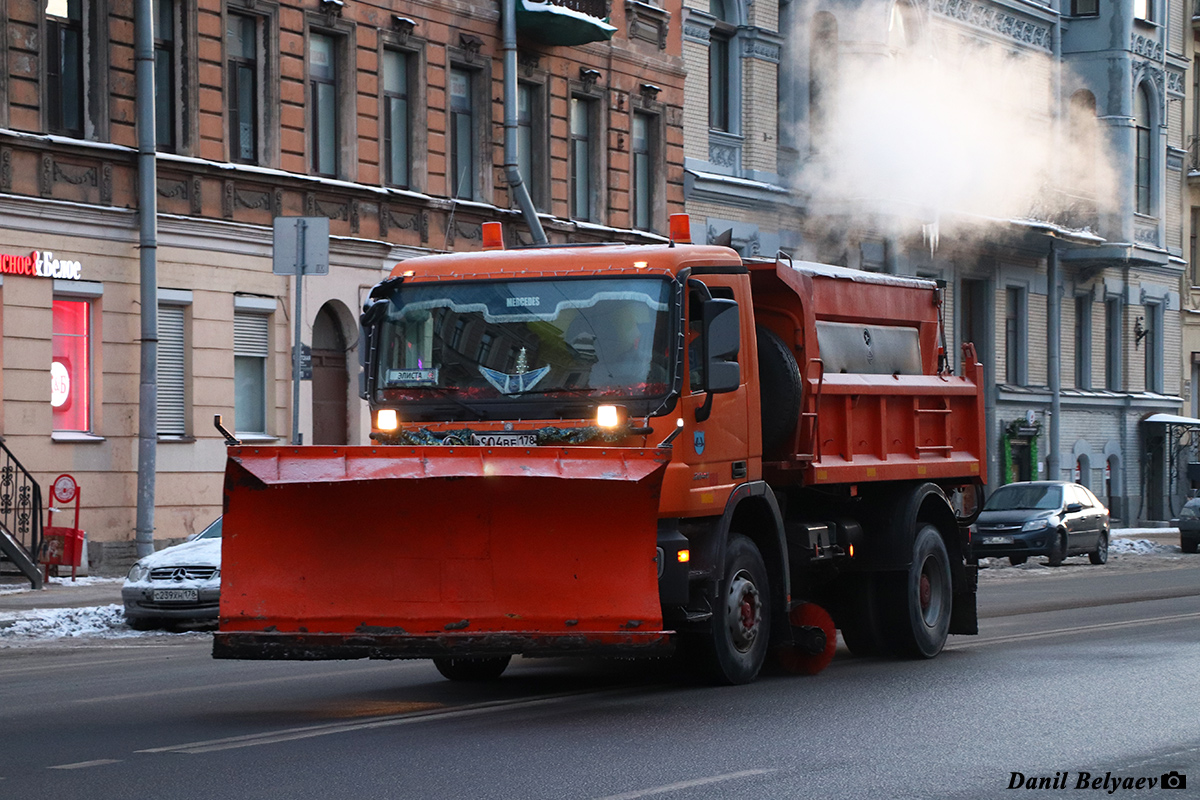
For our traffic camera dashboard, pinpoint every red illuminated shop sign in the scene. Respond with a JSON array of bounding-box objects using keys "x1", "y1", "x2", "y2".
[{"x1": 0, "y1": 251, "x2": 83, "y2": 280}]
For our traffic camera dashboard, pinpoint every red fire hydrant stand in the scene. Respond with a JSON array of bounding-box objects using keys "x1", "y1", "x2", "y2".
[{"x1": 40, "y1": 474, "x2": 84, "y2": 582}]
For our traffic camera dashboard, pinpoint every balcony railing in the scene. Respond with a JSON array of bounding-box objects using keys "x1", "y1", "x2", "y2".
[
  {"x1": 548, "y1": 0, "x2": 610, "y2": 18},
  {"x1": 1024, "y1": 187, "x2": 1100, "y2": 233}
]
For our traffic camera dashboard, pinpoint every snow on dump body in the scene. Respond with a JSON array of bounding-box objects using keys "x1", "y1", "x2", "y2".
[{"x1": 789, "y1": 260, "x2": 938, "y2": 290}]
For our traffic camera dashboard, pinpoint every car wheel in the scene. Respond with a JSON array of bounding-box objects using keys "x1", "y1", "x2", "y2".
[
  {"x1": 1046, "y1": 530, "x2": 1067, "y2": 567},
  {"x1": 1008, "y1": 555, "x2": 1028, "y2": 566},
  {"x1": 696, "y1": 534, "x2": 772, "y2": 685},
  {"x1": 126, "y1": 616, "x2": 159, "y2": 632},
  {"x1": 1089, "y1": 529, "x2": 1109, "y2": 565},
  {"x1": 432, "y1": 655, "x2": 511, "y2": 682},
  {"x1": 881, "y1": 524, "x2": 952, "y2": 659}
]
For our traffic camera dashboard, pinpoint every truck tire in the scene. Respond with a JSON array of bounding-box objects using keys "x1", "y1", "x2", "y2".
[
  {"x1": 756, "y1": 327, "x2": 802, "y2": 457},
  {"x1": 881, "y1": 524, "x2": 952, "y2": 659},
  {"x1": 432, "y1": 655, "x2": 511, "y2": 682},
  {"x1": 699, "y1": 534, "x2": 772, "y2": 684}
]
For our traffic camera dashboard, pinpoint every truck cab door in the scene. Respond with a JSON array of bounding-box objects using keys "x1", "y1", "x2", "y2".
[{"x1": 677, "y1": 278, "x2": 752, "y2": 515}]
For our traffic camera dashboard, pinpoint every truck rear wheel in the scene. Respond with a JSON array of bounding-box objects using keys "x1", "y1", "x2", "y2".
[
  {"x1": 699, "y1": 534, "x2": 772, "y2": 685},
  {"x1": 881, "y1": 524, "x2": 952, "y2": 659},
  {"x1": 835, "y1": 574, "x2": 885, "y2": 657},
  {"x1": 432, "y1": 655, "x2": 512, "y2": 682}
]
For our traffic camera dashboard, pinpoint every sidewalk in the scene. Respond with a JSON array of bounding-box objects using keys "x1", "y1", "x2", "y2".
[{"x1": 1, "y1": 527, "x2": 1181, "y2": 615}]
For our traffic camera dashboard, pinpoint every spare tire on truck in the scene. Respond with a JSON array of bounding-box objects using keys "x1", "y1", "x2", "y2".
[{"x1": 756, "y1": 326, "x2": 802, "y2": 458}]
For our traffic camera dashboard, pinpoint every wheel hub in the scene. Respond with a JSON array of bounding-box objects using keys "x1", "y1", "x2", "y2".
[{"x1": 726, "y1": 571, "x2": 761, "y2": 653}]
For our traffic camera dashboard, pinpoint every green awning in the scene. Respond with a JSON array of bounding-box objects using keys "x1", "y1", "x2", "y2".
[{"x1": 516, "y1": 0, "x2": 616, "y2": 46}]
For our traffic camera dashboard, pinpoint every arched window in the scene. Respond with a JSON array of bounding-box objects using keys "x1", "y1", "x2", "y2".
[
  {"x1": 1134, "y1": 85, "x2": 1152, "y2": 215},
  {"x1": 709, "y1": 0, "x2": 736, "y2": 133},
  {"x1": 809, "y1": 12, "x2": 837, "y2": 153}
]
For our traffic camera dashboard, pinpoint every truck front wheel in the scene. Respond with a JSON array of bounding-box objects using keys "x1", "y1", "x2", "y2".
[
  {"x1": 882, "y1": 524, "x2": 952, "y2": 659},
  {"x1": 432, "y1": 655, "x2": 512, "y2": 682},
  {"x1": 699, "y1": 534, "x2": 772, "y2": 685}
]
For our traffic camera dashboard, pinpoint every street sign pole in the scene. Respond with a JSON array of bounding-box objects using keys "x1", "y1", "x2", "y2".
[{"x1": 292, "y1": 219, "x2": 307, "y2": 446}]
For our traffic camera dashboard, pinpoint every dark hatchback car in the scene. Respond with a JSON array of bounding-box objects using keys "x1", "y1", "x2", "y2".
[
  {"x1": 1171, "y1": 497, "x2": 1200, "y2": 554},
  {"x1": 974, "y1": 481, "x2": 1110, "y2": 566}
]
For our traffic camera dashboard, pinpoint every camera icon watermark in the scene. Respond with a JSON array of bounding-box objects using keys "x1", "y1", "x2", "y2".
[{"x1": 1161, "y1": 771, "x2": 1186, "y2": 790}]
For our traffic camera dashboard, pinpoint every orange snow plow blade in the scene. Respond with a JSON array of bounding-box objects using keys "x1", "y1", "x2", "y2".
[{"x1": 214, "y1": 445, "x2": 672, "y2": 661}]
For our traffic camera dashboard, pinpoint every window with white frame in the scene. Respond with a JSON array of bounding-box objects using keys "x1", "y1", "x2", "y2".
[
  {"x1": 1144, "y1": 301, "x2": 1162, "y2": 393},
  {"x1": 1134, "y1": 0, "x2": 1153, "y2": 22},
  {"x1": 449, "y1": 67, "x2": 475, "y2": 199},
  {"x1": 570, "y1": 95, "x2": 595, "y2": 221},
  {"x1": 1106, "y1": 296, "x2": 1122, "y2": 391},
  {"x1": 152, "y1": 0, "x2": 177, "y2": 151},
  {"x1": 1135, "y1": 85, "x2": 1152, "y2": 216},
  {"x1": 1075, "y1": 294, "x2": 1092, "y2": 390},
  {"x1": 227, "y1": 11, "x2": 259, "y2": 164},
  {"x1": 234, "y1": 309, "x2": 270, "y2": 435},
  {"x1": 157, "y1": 297, "x2": 189, "y2": 437},
  {"x1": 709, "y1": 0, "x2": 735, "y2": 133},
  {"x1": 383, "y1": 48, "x2": 410, "y2": 188},
  {"x1": 310, "y1": 32, "x2": 339, "y2": 177},
  {"x1": 52, "y1": 296, "x2": 93, "y2": 432},
  {"x1": 632, "y1": 112, "x2": 655, "y2": 231},
  {"x1": 516, "y1": 82, "x2": 548, "y2": 210},
  {"x1": 46, "y1": 0, "x2": 85, "y2": 137}
]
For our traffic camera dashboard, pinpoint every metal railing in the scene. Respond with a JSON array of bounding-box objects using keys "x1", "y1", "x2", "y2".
[
  {"x1": 0, "y1": 438, "x2": 43, "y2": 583},
  {"x1": 1024, "y1": 187, "x2": 1100, "y2": 232}
]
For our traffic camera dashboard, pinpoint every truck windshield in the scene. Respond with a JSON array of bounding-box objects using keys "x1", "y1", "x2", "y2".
[{"x1": 375, "y1": 277, "x2": 674, "y2": 407}]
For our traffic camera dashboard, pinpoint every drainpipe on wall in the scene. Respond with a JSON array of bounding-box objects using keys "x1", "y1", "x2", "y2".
[
  {"x1": 1047, "y1": 239, "x2": 1061, "y2": 482},
  {"x1": 501, "y1": 0, "x2": 548, "y2": 245},
  {"x1": 134, "y1": 0, "x2": 158, "y2": 558}
]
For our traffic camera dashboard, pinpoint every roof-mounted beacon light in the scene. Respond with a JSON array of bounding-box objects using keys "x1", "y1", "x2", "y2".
[
  {"x1": 668, "y1": 214, "x2": 691, "y2": 246},
  {"x1": 482, "y1": 221, "x2": 505, "y2": 251}
]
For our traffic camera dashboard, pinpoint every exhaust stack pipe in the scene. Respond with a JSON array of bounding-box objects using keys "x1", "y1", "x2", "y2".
[{"x1": 501, "y1": 0, "x2": 548, "y2": 245}]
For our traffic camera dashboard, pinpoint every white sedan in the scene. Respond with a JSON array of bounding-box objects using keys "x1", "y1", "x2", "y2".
[{"x1": 121, "y1": 517, "x2": 221, "y2": 630}]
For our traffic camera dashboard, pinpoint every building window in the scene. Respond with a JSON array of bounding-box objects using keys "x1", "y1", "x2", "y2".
[
  {"x1": 517, "y1": 82, "x2": 548, "y2": 209},
  {"x1": 1005, "y1": 287, "x2": 1025, "y2": 386},
  {"x1": 383, "y1": 48, "x2": 410, "y2": 188},
  {"x1": 46, "y1": 0, "x2": 85, "y2": 137},
  {"x1": 570, "y1": 96, "x2": 594, "y2": 220},
  {"x1": 1134, "y1": 0, "x2": 1153, "y2": 22},
  {"x1": 234, "y1": 310, "x2": 270, "y2": 435},
  {"x1": 228, "y1": 12, "x2": 258, "y2": 164},
  {"x1": 449, "y1": 67, "x2": 474, "y2": 200},
  {"x1": 52, "y1": 298, "x2": 92, "y2": 432},
  {"x1": 1144, "y1": 302, "x2": 1161, "y2": 393},
  {"x1": 709, "y1": 0, "x2": 734, "y2": 133},
  {"x1": 477, "y1": 332, "x2": 495, "y2": 365},
  {"x1": 1135, "y1": 85, "x2": 1152, "y2": 216},
  {"x1": 1071, "y1": 0, "x2": 1098, "y2": 15},
  {"x1": 310, "y1": 33, "x2": 338, "y2": 177},
  {"x1": 1075, "y1": 295, "x2": 1092, "y2": 389},
  {"x1": 1191, "y1": 207, "x2": 1200, "y2": 286},
  {"x1": 158, "y1": 303, "x2": 188, "y2": 436},
  {"x1": 152, "y1": 0, "x2": 176, "y2": 151},
  {"x1": 1106, "y1": 296, "x2": 1122, "y2": 391},
  {"x1": 632, "y1": 112, "x2": 654, "y2": 231}
]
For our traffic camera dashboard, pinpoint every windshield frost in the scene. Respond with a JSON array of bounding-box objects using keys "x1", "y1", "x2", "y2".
[{"x1": 376, "y1": 277, "x2": 673, "y2": 404}]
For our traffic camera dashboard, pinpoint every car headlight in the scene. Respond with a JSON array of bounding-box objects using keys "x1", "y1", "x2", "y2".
[
  {"x1": 126, "y1": 562, "x2": 150, "y2": 582},
  {"x1": 1022, "y1": 518, "x2": 1051, "y2": 532}
]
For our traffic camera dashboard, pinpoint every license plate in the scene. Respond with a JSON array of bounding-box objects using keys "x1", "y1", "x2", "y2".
[
  {"x1": 471, "y1": 433, "x2": 537, "y2": 447},
  {"x1": 982, "y1": 536, "x2": 1013, "y2": 545},
  {"x1": 153, "y1": 588, "x2": 198, "y2": 602}
]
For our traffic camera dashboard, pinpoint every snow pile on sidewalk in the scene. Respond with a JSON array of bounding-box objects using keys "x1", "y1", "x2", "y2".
[
  {"x1": 0, "y1": 575, "x2": 122, "y2": 596},
  {"x1": 0, "y1": 604, "x2": 145, "y2": 639},
  {"x1": 1108, "y1": 538, "x2": 1178, "y2": 556}
]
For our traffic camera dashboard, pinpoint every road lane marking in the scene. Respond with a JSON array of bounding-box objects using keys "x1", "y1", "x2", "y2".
[
  {"x1": 956, "y1": 610, "x2": 1200, "y2": 649},
  {"x1": 138, "y1": 686, "x2": 658, "y2": 755},
  {"x1": 48, "y1": 759, "x2": 122, "y2": 770},
  {"x1": 591, "y1": 769, "x2": 778, "y2": 800}
]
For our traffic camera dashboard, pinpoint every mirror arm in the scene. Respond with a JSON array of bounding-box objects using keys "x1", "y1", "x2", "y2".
[{"x1": 695, "y1": 391, "x2": 714, "y2": 423}]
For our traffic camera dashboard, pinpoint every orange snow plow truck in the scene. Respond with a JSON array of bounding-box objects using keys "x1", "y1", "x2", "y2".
[{"x1": 215, "y1": 217, "x2": 987, "y2": 684}]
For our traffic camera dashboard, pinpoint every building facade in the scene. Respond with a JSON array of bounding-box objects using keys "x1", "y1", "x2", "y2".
[
  {"x1": 0, "y1": 0, "x2": 687, "y2": 570},
  {"x1": 681, "y1": 0, "x2": 1190, "y2": 522}
]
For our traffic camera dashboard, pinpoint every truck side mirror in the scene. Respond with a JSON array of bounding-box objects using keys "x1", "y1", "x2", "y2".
[{"x1": 703, "y1": 298, "x2": 741, "y2": 394}]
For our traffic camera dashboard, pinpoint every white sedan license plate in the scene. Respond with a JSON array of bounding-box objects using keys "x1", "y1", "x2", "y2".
[
  {"x1": 472, "y1": 433, "x2": 537, "y2": 447},
  {"x1": 982, "y1": 536, "x2": 1013, "y2": 545},
  {"x1": 153, "y1": 588, "x2": 198, "y2": 602}
]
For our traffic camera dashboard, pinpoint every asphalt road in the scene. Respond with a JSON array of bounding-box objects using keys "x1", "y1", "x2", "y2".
[{"x1": 1, "y1": 559, "x2": 1197, "y2": 800}]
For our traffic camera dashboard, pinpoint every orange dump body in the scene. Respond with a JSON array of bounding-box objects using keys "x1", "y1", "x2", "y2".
[{"x1": 214, "y1": 445, "x2": 672, "y2": 660}]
